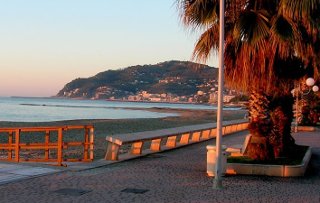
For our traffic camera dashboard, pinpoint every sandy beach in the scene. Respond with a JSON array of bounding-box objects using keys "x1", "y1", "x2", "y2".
[{"x1": 0, "y1": 108, "x2": 247, "y2": 159}]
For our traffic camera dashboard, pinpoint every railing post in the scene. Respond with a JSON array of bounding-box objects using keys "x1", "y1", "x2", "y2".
[
  {"x1": 8, "y1": 131, "x2": 13, "y2": 160},
  {"x1": 44, "y1": 130, "x2": 50, "y2": 160},
  {"x1": 89, "y1": 127, "x2": 94, "y2": 160},
  {"x1": 15, "y1": 129, "x2": 20, "y2": 162},
  {"x1": 84, "y1": 127, "x2": 89, "y2": 160},
  {"x1": 57, "y1": 128, "x2": 63, "y2": 166}
]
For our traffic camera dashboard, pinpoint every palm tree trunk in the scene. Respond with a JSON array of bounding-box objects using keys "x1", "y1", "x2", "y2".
[
  {"x1": 247, "y1": 91, "x2": 274, "y2": 160},
  {"x1": 247, "y1": 91, "x2": 296, "y2": 161},
  {"x1": 269, "y1": 94, "x2": 296, "y2": 158}
]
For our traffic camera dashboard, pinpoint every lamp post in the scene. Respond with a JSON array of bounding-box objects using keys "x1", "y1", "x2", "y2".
[
  {"x1": 293, "y1": 77, "x2": 319, "y2": 132},
  {"x1": 213, "y1": 0, "x2": 225, "y2": 189}
]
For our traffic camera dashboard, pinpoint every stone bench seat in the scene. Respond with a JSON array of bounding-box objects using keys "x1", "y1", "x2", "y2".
[
  {"x1": 226, "y1": 134, "x2": 252, "y2": 157},
  {"x1": 105, "y1": 119, "x2": 249, "y2": 161}
]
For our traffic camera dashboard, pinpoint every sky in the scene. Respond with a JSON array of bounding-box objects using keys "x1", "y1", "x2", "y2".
[{"x1": 0, "y1": 0, "x2": 218, "y2": 97}]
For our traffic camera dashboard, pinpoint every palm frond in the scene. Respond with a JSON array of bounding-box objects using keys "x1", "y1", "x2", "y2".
[
  {"x1": 177, "y1": 0, "x2": 219, "y2": 29},
  {"x1": 270, "y1": 14, "x2": 299, "y2": 58},
  {"x1": 233, "y1": 9, "x2": 270, "y2": 45},
  {"x1": 280, "y1": 0, "x2": 320, "y2": 20},
  {"x1": 271, "y1": 15, "x2": 295, "y2": 41},
  {"x1": 177, "y1": 0, "x2": 320, "y2": 94},
  {"x1": 192, "y1": 23, "x2": 220, "y2": 62}
]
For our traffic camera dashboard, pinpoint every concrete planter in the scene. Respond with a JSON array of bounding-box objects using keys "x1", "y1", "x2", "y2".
[
  {"x1": 206, "y1": 145, "x2": 228, "y2": 177},
  {"x1": 283, "y1": 148, "x2": 312, "y2": 177},
  {"x1": 226, "y1": 147, "x2": 312, "y2": 177}
]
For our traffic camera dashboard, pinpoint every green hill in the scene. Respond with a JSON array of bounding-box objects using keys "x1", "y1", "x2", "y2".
[{"x1": 57, "y1": 60, "x2": 218, "y2": 100}]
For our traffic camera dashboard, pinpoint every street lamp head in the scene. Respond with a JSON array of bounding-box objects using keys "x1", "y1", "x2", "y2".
[
  {"x1": 312, "y1": 85, "x2": 319, "y2": 92},
  {"x1": 306, "y1": 77, "x2": 315, "y2": 87}
]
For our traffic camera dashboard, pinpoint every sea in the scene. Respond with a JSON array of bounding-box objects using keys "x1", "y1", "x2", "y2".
[{"x1": 0, "y1": 97, "x2": 241, "y2": 122}]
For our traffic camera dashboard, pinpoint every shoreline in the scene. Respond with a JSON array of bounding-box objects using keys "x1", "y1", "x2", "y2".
[
  {"x1": 11, "y1": 95, "x2": 246, "y2": 108},
  {"x1": 0, "y1": 108, "x2": 247, "y2": 159}
]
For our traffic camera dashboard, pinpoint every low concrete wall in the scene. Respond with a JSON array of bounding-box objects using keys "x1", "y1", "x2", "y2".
[{"x1": 105, "y1": 120, "x2": 249, "y2": 161}]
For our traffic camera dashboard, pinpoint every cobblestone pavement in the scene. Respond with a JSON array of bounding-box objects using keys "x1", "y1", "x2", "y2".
[{"x1": 0, "y1": 130, "x2": 320, "y2": 203}]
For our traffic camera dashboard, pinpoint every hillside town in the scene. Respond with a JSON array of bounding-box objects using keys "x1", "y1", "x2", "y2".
[
  {"x1": 62, "y1": 79, "x2": 241, "y2": 104},
  {"x1": 86, "y1": 79, "x2": 239, "y2": 104}
]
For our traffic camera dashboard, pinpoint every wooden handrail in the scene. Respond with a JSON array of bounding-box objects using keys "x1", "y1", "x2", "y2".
[
  {"x1": 0, "y1": 125, "x2": 94, "y2": 166},
  {"x1": 0, "y1": 125, "x2": 93, "y2": 132}
]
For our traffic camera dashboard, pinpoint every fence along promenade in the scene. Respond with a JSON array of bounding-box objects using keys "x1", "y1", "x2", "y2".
[
  {"x1": 0, "y1": 125, "x2": 94, "y2": 166},
  {"x1": 105, "y1": 119, "x2": 249, "y2": 161}
]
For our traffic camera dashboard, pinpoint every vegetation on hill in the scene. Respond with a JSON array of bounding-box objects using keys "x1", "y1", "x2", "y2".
[{"x1": 57, "y1": 61, "x2": 218, "y2": 99}]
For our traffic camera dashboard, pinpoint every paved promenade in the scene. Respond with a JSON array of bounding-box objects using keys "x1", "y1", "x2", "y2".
[{"x1": 0, "y1": 130, "x2": 319, "y2": 203}]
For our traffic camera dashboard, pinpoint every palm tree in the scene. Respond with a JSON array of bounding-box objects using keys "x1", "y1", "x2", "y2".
[{"x1": 177, "y1": 0, "x2": 320, "y2": 160}]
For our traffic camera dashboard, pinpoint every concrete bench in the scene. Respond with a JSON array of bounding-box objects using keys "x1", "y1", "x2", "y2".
[
  {"x1": 226, "y1": 134, "x2": 252, "y2": 157},
  {"x1": 105, "y1": 119, "x2": 249, "y2": 161}
]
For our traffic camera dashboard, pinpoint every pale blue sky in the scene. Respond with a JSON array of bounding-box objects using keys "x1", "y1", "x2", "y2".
[{"x1": 0, "y1": 0, "x2": 217, "y2": 97}]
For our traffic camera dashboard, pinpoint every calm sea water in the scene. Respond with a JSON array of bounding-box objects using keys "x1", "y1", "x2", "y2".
[{"x1": 0, "y1": 97, "x2": 240, "y2": 122}]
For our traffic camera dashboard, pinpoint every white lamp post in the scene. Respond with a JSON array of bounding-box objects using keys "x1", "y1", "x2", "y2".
[
  {"x1": 306, "y1": 77, "x2": 315, "y2": 87},
  {"x1": 213, "y1": 0, "x2": 225, "y2": 189},
  {"x1": 293, "y1": 77, "x2": 319, "y2": 132},
  {"x1": 313, "y1": 85, "x2": 319, "y2": 92}
]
